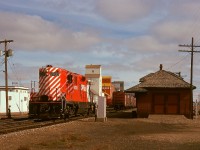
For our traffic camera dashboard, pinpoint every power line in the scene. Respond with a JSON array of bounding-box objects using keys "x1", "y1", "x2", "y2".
[
  {"x1": 8, "y1": 59, "x2": 22, "y2": 86},
  {"x1": 166, "y1": 53, "x2": 189, "y2": 70}
]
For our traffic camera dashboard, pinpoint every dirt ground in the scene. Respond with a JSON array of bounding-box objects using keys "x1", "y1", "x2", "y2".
[{"x1": 1, "y1": 111, "x2": 200, "y2": 150}]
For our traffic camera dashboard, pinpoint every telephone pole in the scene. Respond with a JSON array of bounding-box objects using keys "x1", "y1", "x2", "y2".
[
  {"x1": 179, "y1": 37, "x2": 200, "y2": 119},
  {"x1": 0, "y1": 39, "x2": 13, "y2": 118}
]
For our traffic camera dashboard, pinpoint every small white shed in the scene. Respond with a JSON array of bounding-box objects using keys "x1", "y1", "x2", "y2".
[{"x1": 0, "y1": 86, "x2": 29, "y2": 115}]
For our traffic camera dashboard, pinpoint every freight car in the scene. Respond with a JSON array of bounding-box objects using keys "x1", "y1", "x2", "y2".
[
  {"x1": 112, "y1": 91, "x2": 136, "y2": 110},
  {"x1": 29, "y1": 65, "x2": 95, "y2": 119}
]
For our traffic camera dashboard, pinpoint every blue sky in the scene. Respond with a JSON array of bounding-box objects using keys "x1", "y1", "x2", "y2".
[{"x1": 1, "y1": 0, "x2": 200, "y2": 100}]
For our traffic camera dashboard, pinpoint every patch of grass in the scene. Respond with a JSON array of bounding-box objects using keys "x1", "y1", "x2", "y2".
[
  {"x1": 38, "y1": 142, "x2": 48, "y2": 147},
  {"x1": 67, "y1": 134, "x2": 88, "y2": 142},
  {"x1": 36, "y1": 137, "x2": 73, "y2": 149},
  {"x1": 34, "y1": 134, "x2": 89, "y2": 149},
  {"x1": 67, "y1": 134, "x2": 78, "y2": 141},
  {"x1": 17, "y1": 145, "x2": 30, "y2": 150}
]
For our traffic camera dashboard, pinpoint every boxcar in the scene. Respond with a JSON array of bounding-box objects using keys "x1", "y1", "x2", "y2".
[{"x1": 112, "y1": 91, "x2": 136, "y2": 110}]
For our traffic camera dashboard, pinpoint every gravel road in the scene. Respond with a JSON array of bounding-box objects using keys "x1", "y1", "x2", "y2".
[{"x1": 0, "y1": 111, "x2": 200, "y2": 150}]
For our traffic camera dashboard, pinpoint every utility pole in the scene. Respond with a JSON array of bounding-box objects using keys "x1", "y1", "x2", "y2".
[
  {"x1": 0, "y1": 39, "x2": 13, "y2": 118},
  {"x1": 179, "y1": 37, "x2": 200, "y2": 119}
]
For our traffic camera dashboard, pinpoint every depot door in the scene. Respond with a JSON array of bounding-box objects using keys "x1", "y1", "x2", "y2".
[{"x1": 152, "y1": 94, "x2": 180, "y2": 114}]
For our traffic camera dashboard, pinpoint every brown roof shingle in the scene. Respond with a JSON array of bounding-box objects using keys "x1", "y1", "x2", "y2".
[
  {"x1": 126, "y1": 68, "x2": 195, "y2": 93},
  {"x1": 126, "y1": 84, "x2": 148, "y2": 93},
  {"x1": 139, "y1": 70, "x2": 191, "y2": 88}
]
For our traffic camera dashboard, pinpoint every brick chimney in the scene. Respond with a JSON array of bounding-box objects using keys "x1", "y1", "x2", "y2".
[{"x1": 160, "y1": 64, "x2": 163, "y2": 70}]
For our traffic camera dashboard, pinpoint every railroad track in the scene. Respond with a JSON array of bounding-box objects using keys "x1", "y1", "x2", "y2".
[{"x1": 0, "y1": 115, "x2": 92, "y2": 135}]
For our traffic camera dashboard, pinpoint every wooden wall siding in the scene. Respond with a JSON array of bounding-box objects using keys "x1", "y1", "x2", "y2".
[
  {"x1": 136, "y1": 93, "x2": 151, "y2": 118},
  {"x1": 153, "y1": 94, "x2": 165, "y2": 114},
  {"x1": 167, "y1": 94, "x2": 179, "y2": 114},
  {"x1": 152, "y1": 93, "x2": 180, "y2": 114},
  {"x1": 136, "y1": 89, "x2": 191, "y2": 118},
  {"x1": 179, "y1": 90, "x2": 191, "y2": 118}
]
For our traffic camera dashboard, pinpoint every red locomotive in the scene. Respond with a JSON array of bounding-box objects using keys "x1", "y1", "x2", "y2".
[{"x1": 29, "y1": 65, "x2": 94, "y2": 119}]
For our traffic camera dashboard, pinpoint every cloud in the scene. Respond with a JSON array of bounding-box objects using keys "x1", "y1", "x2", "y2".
[
  {"x1": 149, "y1": 1, "x2": 200, "y2": 44},
  {"x1": 103, "y1": 62, "x2": 133, "y2": 72},
  {"x1": 1, "y1": 0, "x2": 200, "y2": 93},
  {"x1": 42, "y1": 0, "x2": 95, "y2": 13},
  {"x1": 1, "y1": 62, "x2": 39, "y2": 87},
  {"x1": 0, "y1": 12, "x2": 101, "y2": 52},
  {"x1": 123, "y1": 35, "x2": 176, "y2": 53},
  {"x1": 95, "y1": 0, "x2": 154, "y2": 23},
  {"x1": 170, "y1": 1, "x2": 200, "y2": 19},
  {"x1": 151, "y1": 20, "x2": 200, "y2": 44}
]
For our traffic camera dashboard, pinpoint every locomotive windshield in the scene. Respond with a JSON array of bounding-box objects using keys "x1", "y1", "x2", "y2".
[
  {"x1": 50, "y1": 71, "x2": 59, "y2": 76},
  {"x1": 39, "y1": 70, "x2": 59, "y2": 77}
]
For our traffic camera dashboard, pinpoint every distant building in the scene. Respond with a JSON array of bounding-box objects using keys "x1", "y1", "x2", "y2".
[
  {"x1": 0, "y1": 86, "x2": 29, "y2": 114},
  {"x1": 112, "y1": 81, "x2": 124, "y2": 91},
  {"x1": 102, "y1": 76, "x2": 112, "y2": 96},
  {"x1": 102, "y1": 76, "x2": 115, "y2": 106},
  {"x1": 85, "y1": 65, "x2": 103, "y2": 103}
]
